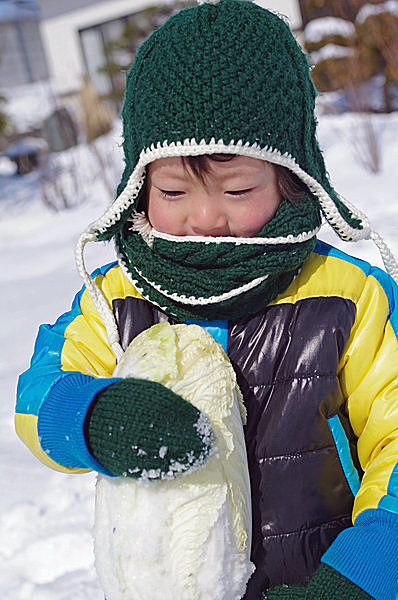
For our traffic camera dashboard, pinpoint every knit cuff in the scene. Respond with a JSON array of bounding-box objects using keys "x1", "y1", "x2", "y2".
[
  {"x1": 38, "y1": 372, "x2": 119, "y2": 475},
  {"x1": 321, "y1": 508, "x2": 398, "y2": 600}
]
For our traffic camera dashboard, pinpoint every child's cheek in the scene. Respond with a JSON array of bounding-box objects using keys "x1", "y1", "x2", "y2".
[
  {"x1": 147, "y1": 199, "x2": 182, "y2": 235},
  {"x1": 232, "y1": 204, "x2": 277, "y2": 237}
]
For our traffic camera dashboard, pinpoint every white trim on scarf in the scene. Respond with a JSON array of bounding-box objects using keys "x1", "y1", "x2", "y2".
[
  {"x1": 130, "y1": 211, "x2": 321, "y2": 249},
  {"x1": 131, "y1": 266, "x2": 269, "y2": 305}
]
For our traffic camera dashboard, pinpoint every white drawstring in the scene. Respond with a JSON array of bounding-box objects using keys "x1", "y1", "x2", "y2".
[
  {"x1": 370, "y1": 230, "x2": 398, "y2": 284},
  {"x1": 75, "y1": 230, "x2": 124, "y2": 363}
]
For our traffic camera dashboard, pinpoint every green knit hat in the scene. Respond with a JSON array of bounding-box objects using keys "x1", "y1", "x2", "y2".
[
  {"x1": 92, "y1": 0, "x2": 369, "y2": 243},
  {"x1": 76, "y1": 0, "x2": 397, "y2": 358}
]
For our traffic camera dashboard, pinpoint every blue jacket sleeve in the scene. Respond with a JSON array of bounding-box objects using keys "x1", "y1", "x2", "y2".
[
  {"x1": 15, "y1": 263, "x2": 120, "y2": 474},
  {"x1": 322, "y1": 509, "x2": 398, "y2": 600}
]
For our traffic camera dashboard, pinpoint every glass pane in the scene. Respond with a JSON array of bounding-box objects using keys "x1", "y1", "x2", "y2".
[{"x1": 80, "y1": 27, "x2": 111, "y2": 96}]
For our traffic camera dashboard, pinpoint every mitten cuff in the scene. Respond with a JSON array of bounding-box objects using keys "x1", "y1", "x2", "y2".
[
  {"x1": 38, "y1": 372, "x2": 119, "y2": 474},
  {"x1": 321, "y1": 508, "x2": 398, "y2": 600}
]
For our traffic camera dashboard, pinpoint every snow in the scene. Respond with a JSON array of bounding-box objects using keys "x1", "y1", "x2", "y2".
[
  {"x1": 1, "y1": 104, "x2": 398, "y2": 598},
  {"x1": 0, "y1": 81, "x2": 56, "y2": 133},
  {"x1": 356, "y1": 0, "x2": 398, "y2": 23},
  {"x1": 0, "y1": 126, "x2": 122, "y2": 598},
  {"x1": 4, "y1": 136, "x2": 48, "y2": 158},
  {"x1": 304, "y1": 16, "x2": 355, "y2": 43},
  {"x1": 309, "y1": 43, "x2": 354, "y2": 65}
]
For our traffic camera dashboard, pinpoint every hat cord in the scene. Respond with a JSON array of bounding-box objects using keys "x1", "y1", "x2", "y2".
[
  {"x1": 370, "y1": 230, "x2": 398, "y2": 283},
  {"x1": 75, "y1": 231, "x2": 124, "y2": 362}
]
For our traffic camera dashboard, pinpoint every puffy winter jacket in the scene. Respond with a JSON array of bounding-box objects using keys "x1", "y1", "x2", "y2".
[{"x1": 15, "y1": 240, "x2": 398, "y2": 600}]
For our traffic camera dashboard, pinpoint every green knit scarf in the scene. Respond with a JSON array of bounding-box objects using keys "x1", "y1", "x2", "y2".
[{"x1": 115, "y1": 195, "x2": 321, "y2": 321}]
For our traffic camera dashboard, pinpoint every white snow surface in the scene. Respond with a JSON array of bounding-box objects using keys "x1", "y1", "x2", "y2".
[
  {"x1": 1, "y1": 109, "x2": 398, "y2": 598},
  {"x1": 1, "y1": 81, "x2": 57, "y2": 134},
  {"x1": 303, "y1": 16, "x2": 355, "y2": 42}
]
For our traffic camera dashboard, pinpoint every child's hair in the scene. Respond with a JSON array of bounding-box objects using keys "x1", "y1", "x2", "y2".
[{"x1": 180, "y1": 154, "x2": 309, "y2": 203}]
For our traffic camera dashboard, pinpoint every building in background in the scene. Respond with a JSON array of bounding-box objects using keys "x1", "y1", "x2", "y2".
[
  {"x1": 37, "y1": 0, "x2": 302, "y2": 101},
  {"x1": 0, "y1": 0, "x2": 302, "y2": 141},
  {"x1": 0, "y1": 0, "x2": 49, "y2": 87},
  {"x1": 38, "y1": 0, "x2": 167, "y2": 99}
]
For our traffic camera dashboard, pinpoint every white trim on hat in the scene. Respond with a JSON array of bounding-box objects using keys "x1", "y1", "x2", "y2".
[{"x1": 92, "y1": 137, "x2": 371, "y2": 244}]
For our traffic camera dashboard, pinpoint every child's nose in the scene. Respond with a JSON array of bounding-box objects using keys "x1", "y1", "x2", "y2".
[{"x1": 189, "y1": 195, "x2": 227, "y2": 235}]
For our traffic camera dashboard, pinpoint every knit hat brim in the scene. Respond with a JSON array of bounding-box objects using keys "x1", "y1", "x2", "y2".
[{"x1": 91, "y1": 139, "x2": 370, "y2": 244}]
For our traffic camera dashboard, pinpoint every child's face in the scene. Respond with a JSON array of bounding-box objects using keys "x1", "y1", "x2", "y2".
[{"x1": 146, "y1": 155, "x2": 282, "y2": 237}]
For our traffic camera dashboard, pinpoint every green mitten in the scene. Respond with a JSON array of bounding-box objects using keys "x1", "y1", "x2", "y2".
[
  {"x1": 263, "y1": 564, "x2": 374, "y2": 600},
  {"x1": 85, "y1": 378, "x2": 214, "y2": 479},
  {"x1": 264, "y1": 586, "x2": 305, "y2": 599}
]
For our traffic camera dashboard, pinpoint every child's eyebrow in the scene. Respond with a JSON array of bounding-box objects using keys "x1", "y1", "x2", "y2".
[
  {"x1": 149, "y1": 164, "x2": 261, "y2": 185},
  {"x1": 151, "y1": 172, "x2": 189, "y2": 183},
  {"x1": 217, "y1": 170, "x2": 260, "y2": 183},
  {"x1": 149, "y1": 165, "x2": 187, "y2": 177}
]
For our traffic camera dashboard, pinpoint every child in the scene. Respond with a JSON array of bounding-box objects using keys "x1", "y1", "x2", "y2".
[{"x1": 15, "y1": 1, "x2": 398, "y2": 599}]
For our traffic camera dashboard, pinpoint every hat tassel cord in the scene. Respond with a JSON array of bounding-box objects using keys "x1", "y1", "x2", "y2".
[
  {"x1": 75, "y1": 231, "x2": 124, "y2": 363},
  {"x1": 370, "y1": 230, "x2": 398, "y2": 284}
]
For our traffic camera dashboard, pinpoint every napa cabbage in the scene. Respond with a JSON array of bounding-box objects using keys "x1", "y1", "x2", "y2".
[{"x1": 94, "y1": 322, "x2": 254, "y2": 600}]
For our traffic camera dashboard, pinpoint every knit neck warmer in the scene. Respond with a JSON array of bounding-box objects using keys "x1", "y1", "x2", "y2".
[{"x1": 115, "y1": 195, "x2": 321, "y2": 321}]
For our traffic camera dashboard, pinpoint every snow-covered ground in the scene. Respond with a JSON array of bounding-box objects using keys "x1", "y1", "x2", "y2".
[{"x1": 1, "y1": 110, "x2": 398, "y2": 599}]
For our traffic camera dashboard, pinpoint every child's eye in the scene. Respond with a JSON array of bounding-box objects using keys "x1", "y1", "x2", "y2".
[
  {"x1": 227, "y1": 188, "x2": 253, "y2": 197},
  {"x1": 160, "y1": 189, "x2": 184, "y2": 198}
]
